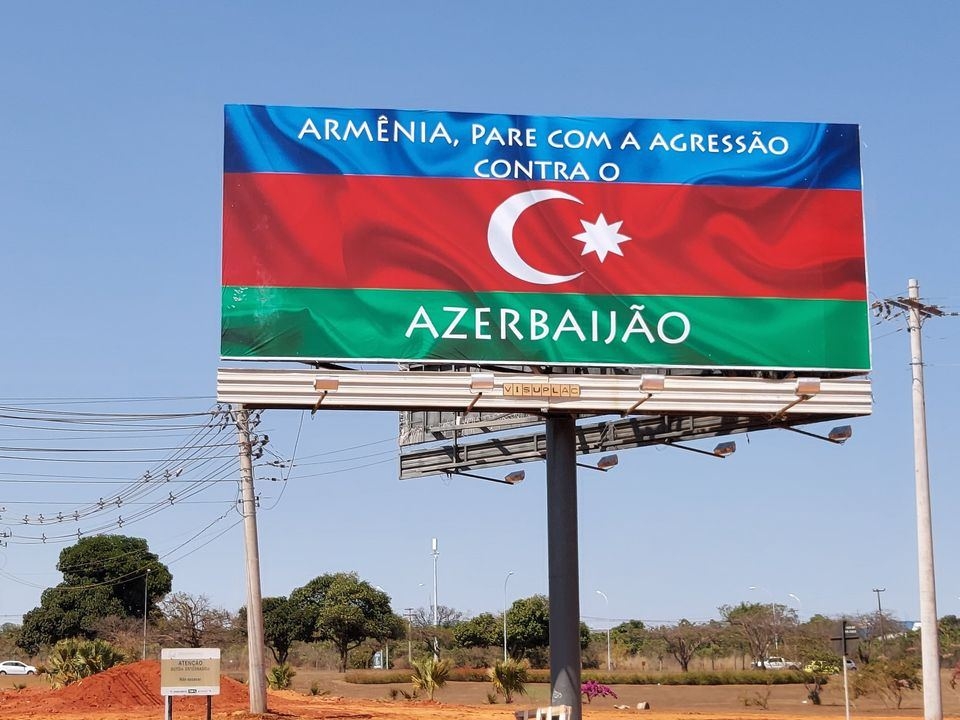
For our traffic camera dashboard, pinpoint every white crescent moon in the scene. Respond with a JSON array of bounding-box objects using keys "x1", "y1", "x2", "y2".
[{"x1": 487, "y1": 189, "x2": 584, "y2": 285}]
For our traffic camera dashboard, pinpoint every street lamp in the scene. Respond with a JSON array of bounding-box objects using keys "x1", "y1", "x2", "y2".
[
  {"x1": 431, "y1": 538, "x2": 439, "y2": 659},
  {"x1": 503, "y1": 571, "x2": 515, "y2": 661},
  {"x1": 788, "y1": 593, "x2": 803, "y2": 623},
  {"x1": 596, "y1": 590, "x2": 611, "y2": 671},
  {"x1": 404, "y1": 607, "x2": 414, "y2": 663},
  {"x1": 142, "y1": 568, "x2": 150, "y2": 660}
]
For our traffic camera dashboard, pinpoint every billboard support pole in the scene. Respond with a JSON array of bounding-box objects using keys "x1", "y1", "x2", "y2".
[
  {"x1": 546, "y1": 415, "x2": 582, "y2": 720},
  {"x1": 235, "y1": 407, "x2": 267, "y2": 714}
]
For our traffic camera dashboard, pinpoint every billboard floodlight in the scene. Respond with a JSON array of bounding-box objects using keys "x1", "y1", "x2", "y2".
[
  {"x1": 640, "y1": 374, "x2": 667, "y2": 392},
  {"x1": 444, "y1": 469, "x2": 525, "y2": 485},
  {"x1": 828, "y1": 425, "x2": 853, "y2": 443},
  {"x1": 577, "y1": 453, "x2": 620, "y2": 472},
  {"x1": 313, "y1": 376, "x2": 340, "y2": 391},
  {"x1": 795, "y1": 377, "x2": 822, "y2": 396},
  {"x1": 626, "y1": 374, "x2": 667, "y2": 414},
  {"x1": 664, "y1": 439, "x2": 736, "y2": 459},
  {"x1": 783, "y1": 423, "x2": 854, "y2": 445},
  {"x1": 597, "y1": 454, "x2": 619, "y2": 470},
  {"x1": 469, "y1": 373, "x2": 496, "y2": 391},
  {"x1": 503, "y1": 470, "x2": 526, "y2": 485},
  {"x1": 712, "y1": 441, "x2": 737, "y2": 457}
]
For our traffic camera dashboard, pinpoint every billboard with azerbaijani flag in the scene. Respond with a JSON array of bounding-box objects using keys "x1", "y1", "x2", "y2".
[{"x1": 221, "y1": 105, "x2": 870, "y2": 372}]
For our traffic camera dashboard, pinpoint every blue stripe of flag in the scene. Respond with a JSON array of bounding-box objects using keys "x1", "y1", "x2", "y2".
[{"x1": 224, "y1": 104, "x2": 861, "y2": 190}]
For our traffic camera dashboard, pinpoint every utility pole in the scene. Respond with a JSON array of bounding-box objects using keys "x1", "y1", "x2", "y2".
[
  {"x1": 872, "y1": 587, "x2": 886, "y2": 646},
  {"x1": 235, "y1": 407, "x2": 267, "y2": 714},
  {"x1": 872, "y1": 279, "x2": 958, "y2": 720}
]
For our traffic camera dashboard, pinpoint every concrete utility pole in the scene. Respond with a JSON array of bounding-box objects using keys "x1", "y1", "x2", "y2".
[
  {"x1": 872, "y1": 279, "x2": 958, "y2": 720},
  {"x1": 236, "y1": 407, "x2": 267, "y2": 714}
]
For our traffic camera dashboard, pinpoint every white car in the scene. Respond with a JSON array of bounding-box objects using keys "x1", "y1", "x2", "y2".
[{"x1": 0, "y1": 660, "x2": 37, "y2": 675}]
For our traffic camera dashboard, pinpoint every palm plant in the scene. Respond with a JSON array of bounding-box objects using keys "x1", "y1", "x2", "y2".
[
  {"x1": 489, "y1": 658, "x2": 529, "y2": 704},
  {"x1": 410, "y1": 656, "x2": 450, "y2": 701},
  {"x1": 47, "y1": 638, "x2": 127, "y2": 688},
  {"x1": 267, "y1": 663, "x2": 296, "y2": 690}
]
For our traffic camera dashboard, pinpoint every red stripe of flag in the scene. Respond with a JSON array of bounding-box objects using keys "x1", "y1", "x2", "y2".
[{"x1": 222, "y1": 173, "x2": 866, "y2": 300}]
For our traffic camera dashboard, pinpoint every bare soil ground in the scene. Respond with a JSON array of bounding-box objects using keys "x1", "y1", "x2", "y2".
[{"x1": 0, "y1": 662, "x2": 957, "y2": 720}]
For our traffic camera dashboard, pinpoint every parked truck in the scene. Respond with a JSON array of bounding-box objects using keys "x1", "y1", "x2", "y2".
[{"x1": 752, "y1": 656, "x2": 800, "y2": 670}]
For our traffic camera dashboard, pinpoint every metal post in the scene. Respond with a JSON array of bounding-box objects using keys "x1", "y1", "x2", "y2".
[
  {"x1": 839, "y1": 620, "x2": 851, "y2": 720},
  {"x1": 546, "y1": 415, "x2": 582, "y2": 720},
  {"x1": 431, "y1": 537, "x2": 439, "y2": 659},
  {"x1": 503, "y1": 571, "x2": 514, "y2": 662},
  {"x1": 596, "y1": 590, "x2": 611, "y2": 671},
  {"x1": 142, "y1": 568, "x2": 150, "y2": 660},
  {"x1": 236, "y1": 407, "x2": 267, "y2": 714},
  {"x1": 405, "y1": 608, "x2": 413, "y2": 663},
  {"x1": 907, "y1": 278, "x2": 943, "y2": 720}
]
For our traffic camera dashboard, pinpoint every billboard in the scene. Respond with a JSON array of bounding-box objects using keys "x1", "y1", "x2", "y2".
[{"x1": 222, "y1": 105, "x2": 869, "y2": 371}]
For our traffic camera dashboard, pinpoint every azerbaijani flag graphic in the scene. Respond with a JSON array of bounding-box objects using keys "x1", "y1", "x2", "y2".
[{"x1": 222, "y1": 105, "x2": 869, "y2": 371}]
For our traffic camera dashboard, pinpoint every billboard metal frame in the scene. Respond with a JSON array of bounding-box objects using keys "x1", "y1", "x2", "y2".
[
  {"x1": 398, "y1": 411, "x2": 856, "y2": 479},
  {"x1": 217, "y1": 367, "x2": 871, "y2": 417}
]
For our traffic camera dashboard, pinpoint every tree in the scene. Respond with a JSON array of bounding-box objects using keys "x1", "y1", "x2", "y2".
[
  {"x1": 611, "y1": 619, "x2": 646, "y2": 656},
  {"x1": 18, "y1": 535, "x2": 171, "y2": 653},
  {"x1": 853, "y1": 656, "x2": 922, "y2": 709},
  {"x1": 158, "y1": 592, "x2": 232, "y2": 648},
  {"x1": 720, "y1": 602, "x2": 775, "y2": 665},
  {"x1": 410, "y1": 604, "x2": 465, "y2": 629},
  {"x1": 259, "y1": 596, "x2": 316, "y2": 665},
  {"x1": 505, "y1": 595, "x2": 550, "y2": 661},
  {"x1": 452, "y1": 612, "x2": 501, "y2": 649},
  {"x1": 940, "y1": 615, "x2": 960, "y2": 665},
  {"x1": 656, "y1": 619, "x2": 708, "y2": 672},
  {"x1": 291, "y1": 572, "x2": 402, "y2": 672}
]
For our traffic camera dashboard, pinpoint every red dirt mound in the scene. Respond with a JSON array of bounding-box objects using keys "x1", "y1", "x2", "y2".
[{"x1": 5, "y1": 660, "x2": 249, "y2": 713}]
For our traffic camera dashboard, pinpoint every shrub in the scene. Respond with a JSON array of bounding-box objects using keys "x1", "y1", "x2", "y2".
[
  {"x1": 266, "y1": 663, "x2": 295, "y2": 690},
  {"x1": 489, "y1": 658, "x2": 529, "y2": 704},
  {"x1": 345, "y1": 669, "x2": 412, "y2": 684},
  {"x1": 581, "y1": 680, "x2": 617, "y2": 703},
  {"x1": 309, "y1": 680, "x2": 329, "y2": 696},
  {"x1": 411, "y1": 657, "x2": 451, "y2": 701},
  {"x1": 46, "y1": 638, "x2": 127, "y2": 689}
]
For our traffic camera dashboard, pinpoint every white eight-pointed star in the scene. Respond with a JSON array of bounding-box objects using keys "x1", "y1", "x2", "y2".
[{"x1": 572, "y1": 213, "x2": 631, "y2": 262}]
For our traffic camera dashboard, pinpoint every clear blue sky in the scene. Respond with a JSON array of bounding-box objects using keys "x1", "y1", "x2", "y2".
[{"x1": 1, "y1": 1, "x2": 959, "y2": 633}]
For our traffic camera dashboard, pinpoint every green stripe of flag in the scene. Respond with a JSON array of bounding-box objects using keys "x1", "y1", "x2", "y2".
[{"x1": 221, "y1": 286, "x2": 870, "y2": 371}]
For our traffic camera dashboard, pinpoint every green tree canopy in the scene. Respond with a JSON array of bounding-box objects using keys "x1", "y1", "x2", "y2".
[
  {"x1": 611, "y1": 619, "x2": 647, "y2": 655},
  {"x1": 290, "y1": 572, "x2": 402, "y2": 672},
  {"x1": 260, "y1": 596, "x2": 316, "y2": 664},
  {"x1": 453, "y1": 611, "x2": 501, "y2": 649},
  {"x1": 18, "y1": 535, "x2": 171, "y2": 654},
  {"x1": 506, "y1": 595, "x2": 553, "y2": 660}
]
